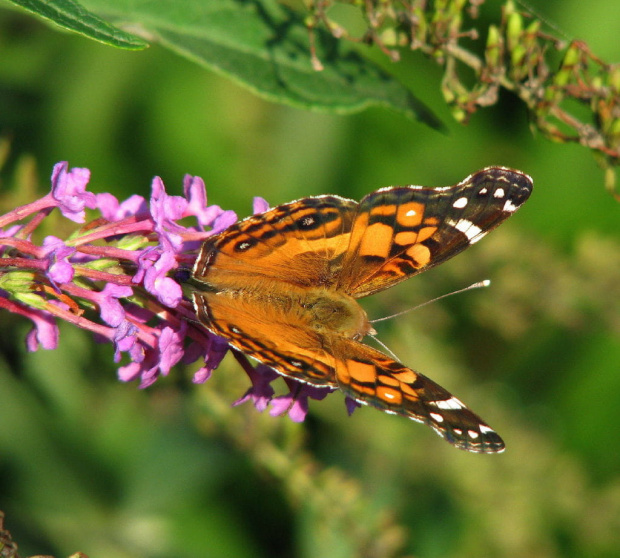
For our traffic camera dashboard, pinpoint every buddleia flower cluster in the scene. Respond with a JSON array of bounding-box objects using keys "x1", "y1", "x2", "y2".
[{"x1": 0, "y1": 162, "x2": 333, "y2": 422}]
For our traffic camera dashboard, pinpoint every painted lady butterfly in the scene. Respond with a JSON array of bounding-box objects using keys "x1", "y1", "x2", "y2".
[{"x1": 190, "y1": 167, "x2": 533, "y2": 453}]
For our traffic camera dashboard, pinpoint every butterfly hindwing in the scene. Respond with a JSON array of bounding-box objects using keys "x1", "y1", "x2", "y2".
[
  {"x1": 192, "y1": 290, "x2": 338, "y2": 388},
  {"x1": 331, "y1": 337, "x2": 505, "y2": 453}
]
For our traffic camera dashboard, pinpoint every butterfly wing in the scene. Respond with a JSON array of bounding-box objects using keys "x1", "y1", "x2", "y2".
[
  {"x1": 337, "y1": 167, "x2": 533, "y2": 298},
  {"x1": 193, "y1": 195, "x2": 357, "y2": 290},
  {"x1": 194, "y1": 286, "x2": 504, "y2": 453},
  {"x1": 190, "y1": 167, "x2": 530, "y2": 452},
  {"x1": 330, "y1": 337, "x2": 505, "y2": 453},
  {"x1": 192, "y1": 289, "x2": 338, "y2": 387}
]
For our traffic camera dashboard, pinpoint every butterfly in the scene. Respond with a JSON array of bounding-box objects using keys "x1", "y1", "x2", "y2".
[{"x1": 190, "y1": 167, "x2": 533, "y2": 453}]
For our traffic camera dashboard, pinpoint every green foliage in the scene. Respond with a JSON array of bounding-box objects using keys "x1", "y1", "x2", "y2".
[
  {"x1": 6, "y1": 0, "x2": 146, "y2": 49},
  {"x1": 4, "y1": 0, "x2": 618, "y2": 193},
  {"x1": 5, "y1": 0, "x2": 441, "y2": 125}
]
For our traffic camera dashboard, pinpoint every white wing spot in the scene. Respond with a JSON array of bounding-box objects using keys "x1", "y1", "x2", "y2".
[
  {"x1": 301, "y1": 216, "x2": 315, "y2": 226},
  {"x1": 503, "y1": 199, "x2": 518, "y2": 212},
  {"x1": 468, "y1": 430, "x2": 480, "y2": 439},
  {"x1": 406, "y1": 209, "x2": 417, "y2": 217},
  {"x1": 494, "y1": 188, "x2": 505, "y2": 199},
  {"x1": 453, "y1": 197, "x2": 468, "y2": 209},
  {"x1": 430, "y1": 412, "x2": 445, "y2": 423},
  {"x1": 478, "y1": 187, "x2": 488, "y2": 195},
  {"x1": 291, "y1": 360, "x2": 303, "y2": 368},
  {"x1": 231, "y1": 326, "x2": 242, "y2": 334},
  {"x1": 447, "y1": 219, "x2": 485, "y2": 243},
  {"x1": 453, "y1": 428, "x2": 463, "y2": 435},
  {"x1": 480, "y1": 424, "x2": 496, "y2": 434},
  {"x1": 432, "y1": 396, "x2": 465, "y2": 410}
]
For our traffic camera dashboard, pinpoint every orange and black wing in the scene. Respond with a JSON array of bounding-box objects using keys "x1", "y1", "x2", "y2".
[
  {"x1": 192, "y1": 195, "x2": 357, "y2": 290},
  {"x1": 337, "y1": 167, "x2": 533, "y2": 298},
  {"x1": 194, "y1": 286, "x2": 504, "y2": 452},
  {"x1": 330, "y1": 337, "x2": 505, "y2": 453},
  {"x1": 192, "y1": 289, "x2": 338, "y2": 388}
]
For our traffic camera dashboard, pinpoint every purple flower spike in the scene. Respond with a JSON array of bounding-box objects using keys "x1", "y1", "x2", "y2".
[
  {"x1": 4, "y1": 161, "x2": 348, "y2": 423},
  {"x1": 117, "y1": 361, "x2": 142, "y2": 383},
  {"x1": 182, "y1": 175, "x2": 238, "y2": 235},
  {"x1": 42, "y1": 236, "x2": 76, "y2": 284},
  {"x1": 268, "y1": 394, "x2": 302, "y2": 421},
  {"x1": 253, "y1": 197, "x2": 270, "y2": 214},
  {"x1": 137, "y1": 248, "x2": 182, "y2": 308},
  {"x1": 234, "y1": 364, "x2": 279, "y2": 412},
  {"x1": 112, "y1": 320, "x2": 138, "y2": 362},
  {"x1": 269, "y1": 384, "x2": 332, "y2": 422},
  {"x1": 150, "y1": 176, "x2": 187, "y2": 233},
  {"x1": 183, "y1": 175, "x2": 216, "y2": 228},
  {"x1": 25, "y1": 308, "x2": 59, "y2": 351},
  {"x1": 118, "y1": 350, "x2": 160, "y2": 387},
  {"x1": 96, "y1": 193, "x2": 148, "y2": 220},
  {"x1": 158, "y1": 324, "x2": 186, "y2": 375},
  {"x1": 210, "y1": 210, "x2": 238, "y2": 235},
  {"x1": 345, "y1": 397, "x2": 361, "y2": 416},
  {"x1": 129, "y1": 176, "x2": 186, "y2": 308},
  {"x1": 96, "y1": 283, "x2": 133, "y2": 327},
  {"x1": 190, "y1": 334, "x2": 230, "y2": 384},
  {"x1": 50, "y1": 162, "x2": 96, "y2": 223}
]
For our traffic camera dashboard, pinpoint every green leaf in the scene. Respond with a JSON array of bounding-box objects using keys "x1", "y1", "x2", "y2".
[
  {"x1": 6, "y1": 0, "x2": 147, "y2": 50},
  {"x1": 82, "y1": 0, "x2": 443, "y2": 128}
]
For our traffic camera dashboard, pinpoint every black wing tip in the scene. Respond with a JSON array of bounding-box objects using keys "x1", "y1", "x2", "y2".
[
  {"x1": 341, "y1": 390, "x2": 507, "y2": 453},
  {"x1": 475, "y1": 166, "x2": 534, "y2": 192},
  {"x1": 440, "y1": 425, "x2": 506, "y2": 454},
  {"x1": 461, "y1": 166, "x2": 533, "y2": 213}
]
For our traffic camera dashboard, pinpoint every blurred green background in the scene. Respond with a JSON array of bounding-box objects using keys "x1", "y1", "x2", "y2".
[{"x1": 0, "y1": 1, "x2": 619, "y2": 557}]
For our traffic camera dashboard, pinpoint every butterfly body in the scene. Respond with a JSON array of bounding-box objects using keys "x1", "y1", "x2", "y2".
[{"x1": 191, "y1": 167, "x2": 533, "y2": 452}]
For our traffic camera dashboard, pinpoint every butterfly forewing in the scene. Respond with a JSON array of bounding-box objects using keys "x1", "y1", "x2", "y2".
[
  {"x1": 193, "y1": 195, "x2": 357, "y2": 289},
  {"x1": 338, "y1": 167, "x2": 533, "y2": 298}
]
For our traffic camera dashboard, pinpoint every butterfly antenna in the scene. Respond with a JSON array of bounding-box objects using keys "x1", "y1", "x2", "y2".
[
  {"x1": 370, "y1": 280, "x2": 491, "y2": 325},
  {"x1": 367, "y1": 333, "x2": 400, "y2": 360}
]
